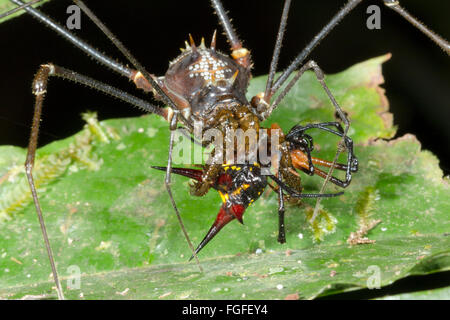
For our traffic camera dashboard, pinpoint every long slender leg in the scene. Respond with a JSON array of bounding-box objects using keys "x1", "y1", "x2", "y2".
[
  {"x1": 268, "y1": 60, "x2": 352, "y2": 222},
  {"x1": 269, "y1": 0, "x2": 363, "y2": 97},
  {"x1": 0, "y1": 0, "x2": 41, "y2": 20},
  {"x1": 210, "y1": 0, "x2": 251, "y2": 69},
  {"x1": 25, "y1": 66, "x2": 65, "y2": 300},
  {"x1": 71, "y1": 0, "x2": 191, "y2": 128},
  {"x1": 287, "y1": 122, "x2": 359, "y2": 185},
  {"x1": 264, "y1": 0, "x2": 291, "y2": 101},
  {"x1": 10, "y1": 0, "x2": 131, "y2": 77},
  {"x1": 291, "y1": 149, "x2": 355, "y2": 188},
  {"x1": 383, "y1": 0, "x2": 449, "y2": 54},
  {"x1": 24, "y1": 63, "x2": 175, "y2": 300},
  {"x1": 269, "y1": 0, "x2": 449, "y2": 96},
  {"x1": 165, "y1": 113, "x2": 203, "y2": 271},
  {"x1": 36, "y1": 64, "x2": 168, "y2": 118},
  {"x1": 9, "y1": 0, "x2": 192, "y2": 129},
  {"x1": 269, "y1": 175, "x2": 344, "y2": 199},
  {"x1": 277, "y1": 170, "x2": 286, "y2": 244}
]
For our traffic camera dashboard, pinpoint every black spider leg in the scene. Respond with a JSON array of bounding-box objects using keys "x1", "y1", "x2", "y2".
[
  {"x1": 269, "y1": 175, "x2": 344, "y2": 199},
  {"x1": 9, "y1": 0, "x2": 201, "y2": 284},
  {"x1": 254, "y1": 1, "x2": 355, "y2": 204},
  {"x1": 277, "y1": 169, "x2": 286, "y2": 244},
  {"x1": 383, "y1": 0, "x2": 449, "y2": 54},
  {"x1": 0, "y1": 0, "x2": 41, "y2": 20},
  {"x1": 270, "y1": 59, "x2": 353, "y2": 223},
  {"x1": 166, "y1": 113, "x2": 203, "y2": 270},
  {"x1": 269, "y1": 0, "x2": 449, "y2": 98},
  {"x1": 72, "y1": 0, "x2": 201, "y2": 268},
  {"x1": 71, "y1": 0, "x2": 193, "y2": 129},
  {"x1": 264, "y1": 0, "x2": 363, "y2": 103},
  {"x1": 210, "y1": 0, "x2": 242, "y2": 50},
  {"x1": 24, "y1": 66, "x2": 170, "y2": 301},
  {"x1": 287, "y1": 122, "x2": 359, "y2": 188},
  {"x1": 264, "y1": 0, "x2": 291, "y2": 100},
  {"x1": 8, "y1": 0, "x2": 190, "y2": 129}
]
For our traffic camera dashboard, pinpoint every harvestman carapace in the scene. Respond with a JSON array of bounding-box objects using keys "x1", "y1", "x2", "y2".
[{"x1": 2, "y1": 0, "x2": 448, "y2": 300}]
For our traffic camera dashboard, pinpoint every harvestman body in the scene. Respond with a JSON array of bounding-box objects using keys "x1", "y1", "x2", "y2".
[{"x1": 2, "y1": 0, "x2": 448, "y2": 300}]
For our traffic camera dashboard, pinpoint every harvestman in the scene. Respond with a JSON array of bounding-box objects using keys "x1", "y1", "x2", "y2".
[{"x1": 2, "y1": 0, "x2": 448, "y2": 300}]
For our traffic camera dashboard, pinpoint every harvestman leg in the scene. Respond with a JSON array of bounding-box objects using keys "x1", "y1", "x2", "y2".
[
  {"x1": 0, "y1": 0, "x2": 41, "y2": 19},
  {"x1": 270, "y1": 60, "x2": 354, "y2": 224},
  {"x1": 12, "y1": 0, "x2": 201, "y2": 265},
  {"x1": 72, "y1": 0, "x2": 202, "y2": 268},
  {"x1": 261, "y1": 0, "x2": 449, "y2": 220},
  {"x1": 6, "y1": 0, "x2": 204, "y2": 300},
  {"x1": 277, "y1": 172, "x2": 286, "y2": 244},
  {"x1": 165, "y1": 112, "x2": 203, "y2": 271},
  {"x1": 25, "y1": 64, "x2": 169, "y2": 300},
  {"x1": 287, "y1": 122, "x2": 358, "y2": 188},
  {"x1": 260, "y1": 0, "x2": 450, "y2": 167},
  {"x1": 250, "y1": 0, "x2": 357, "y2": 225},
  {"x1": 211, "y1": 0, "x2": 353, "y2": 231},
  {"x1": 268, "y1": 0, "x2": 449, "y2": 98},
  {"x1": 210, "y1": 0, "x2": 252, "y2": 69}
]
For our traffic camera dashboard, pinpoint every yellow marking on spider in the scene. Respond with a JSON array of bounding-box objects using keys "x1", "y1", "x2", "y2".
[
  {"x1": 232, "y1": 184, "x2": 250, "y2": 196},
  {"x1": 219, "y1": 191, "x2": 229, "y2": 203}
]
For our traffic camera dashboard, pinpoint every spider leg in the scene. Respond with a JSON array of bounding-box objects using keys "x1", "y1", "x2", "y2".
[
  {"x1": 269, "y1": 175, "x2": 344, "y2": 199},
  {"x1": 210, "y1": 0, "x2": 252, "y2": 70},
  {"x1": 9, "y1": 0, "x2": 192, "y2": 128},
  {"x1": 25, "y1": 67, "x2": 65, "y2": 300},
  {"x1": 291, "y1": 149, "x2": 355, "y2": 189},
  {"x1": 165, "y1": 113, "x2": 203, "y2": 271},
  {"x1": 267, "y1": 0, "x2": 363, "y2": 99},
  {"x1": 271, "y1": 61, "x2": 351, "y2": 194},
  {"x1": 268, "y1": 0, "x2": 448, "y2": 97},
  {"x1": 277, "y1": 169, "x2": 286, "y2": 244},
  {"x1": 287, "y1": 122, "x2": 359, "y2": 187},
  {"x1": 382, "y1": 0, "x2": 449, "y2": 54},
  {"x1": 264, "y1": 0, "x2": 292, "y2": 101},
  {"x1": 24, "y1": 62, "x2": 177, "y2": 300},
  {"x1": 0, "y1": 0, "x2": 41, "y2": 19}
]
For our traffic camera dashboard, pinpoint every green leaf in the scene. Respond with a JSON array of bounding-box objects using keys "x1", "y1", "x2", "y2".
[{"x1": 0, "y1": 55, "x2": 448, "y2": 299}]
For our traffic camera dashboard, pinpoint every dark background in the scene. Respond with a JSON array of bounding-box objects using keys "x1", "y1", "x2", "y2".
[{"x1": 0, "y1": 0, "x2": 449, "y2": 174}]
